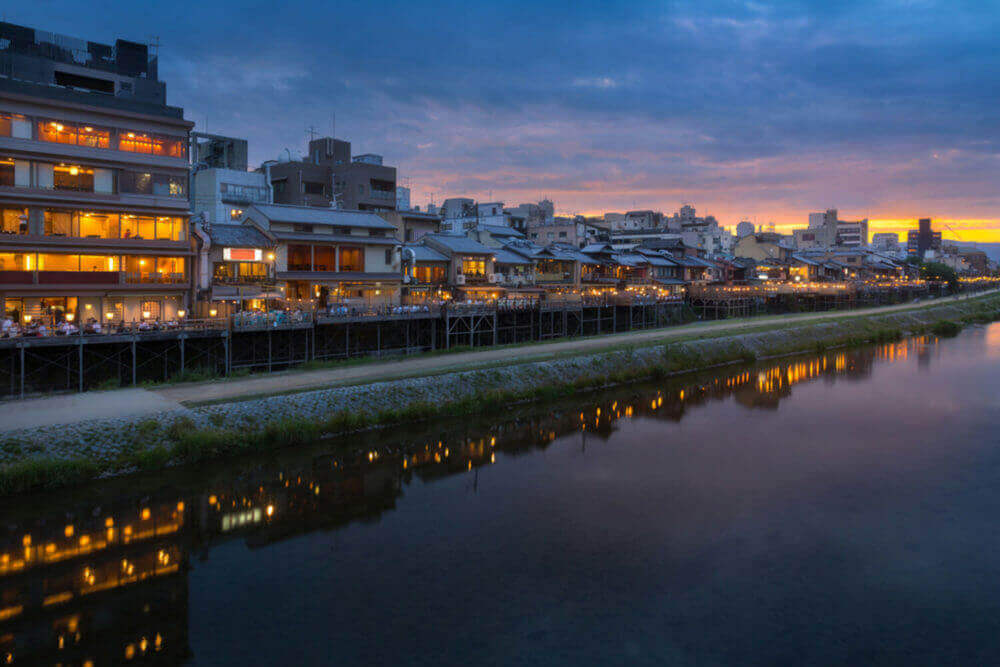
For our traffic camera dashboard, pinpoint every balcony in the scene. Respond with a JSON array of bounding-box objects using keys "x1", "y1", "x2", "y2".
[
  {"x1": 0, "y1": 270, "x2": 187, "y2": 286},
  {"x1": 535, "y1": 271, "x2": 573, "y2": 283}
]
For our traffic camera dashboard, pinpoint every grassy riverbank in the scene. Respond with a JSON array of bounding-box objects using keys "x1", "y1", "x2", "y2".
[{"x1": 2, "y1": 292, "x2": 999, "y2": 496}]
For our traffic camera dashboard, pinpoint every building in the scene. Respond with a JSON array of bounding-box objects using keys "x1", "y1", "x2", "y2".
[
  {"x1": 735, "y1": 221, "x2": 755, "y2": 238},
  {"x1": 395, "y1": 185, "x2": 410, "y2": 211},
  {"x1": 796, "y1": 208, "x2": 869, "y2": 249},
  {"x1": 241, "y1": 203, "x2": 402, "y2": 307},
  {"x1": 439, "y1": 198, "x2": 507, "y2": 234},
  {"x1": 0, "y1": 22, "x2": 194, "y2": 325},
  {"x1": 907, "y1": 218, "x2": 942, "y2": 259},
  {"x1": 420, "y1": 233, "x2": 499, "y2": 300},
  {"x1": 266, "y1": 137, "x2": 397, "y2": 212},
  {"x1": 871, "y1": 232, "x2": 901, "y2": 253},
  {"x1": 190, "y1": 220, "x2": 278, "y2": 316},
  {"x1": 189, "y1": 134, "x2": 271, "y2": 225},
  {"x1": 733, "y1": 232, "x2": 793, "y2": 262},
  {"x1": 376, "y1": 208, "x2": 441, "y2": 243}
]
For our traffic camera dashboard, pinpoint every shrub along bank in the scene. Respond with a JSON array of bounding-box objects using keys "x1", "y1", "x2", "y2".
[{"x1": 1, "y1": 294, "x2": 999, "y2": 496}]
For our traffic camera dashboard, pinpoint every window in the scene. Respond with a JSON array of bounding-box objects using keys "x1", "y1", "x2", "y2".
[
  {"x1": 118, "y1": 131, "x2": 185, "y2": 158},
  {"x1": 80, "y1": 255, "x2": 119, "y2": 272},
  {"x1": 287, "y1": 245, "x2": 312, "y2": 271},
  {"x1": 78, "y1": 212, "x2": 118, "y2": 239},
  {"x1": 0, "y1": 158, "x2": 12, "y2": 187},
  {"x1": 221, "y1": 182, "x2": 269, "y2": 202},
  {"x1": 37, "y1": 254, "x2": 81, "y2": 271},
  {"x1": 313, "y1": 245, "x2": 335, "y2": 271},
  {"x1": 0, "y1": 113, "x2": 9, "y2": 137},
  {"x1": 120, "y1": 215, "x2": 155, "y2": 240},
  {"x1": 0, "y1": 208, "x2": 27, "y2": 235},
  {"x1": 0, "y1": 253, "x2": 31, "y2": 271},
  {"x1": 338, "y1": 247, "x2": 364, "y2": 272},
  {"x1": 303, "y1": 181, "x2": 325, "y2": 195},
  {"x1": 44, "y1": 210, "x2": 76, "y2": 236},
  {"x1": 414, "y1": 265, "x2": 446, "y2": 283},
  {"x1": 385, "y1": 248, "x2": 393, "y2": 265},
  {"x1": 405, "y1": 228, "x2": 414, "y2": 242},
  {"x1": 53, "y1": 164, "x2": 94, "y2": 192},
  {"x1": 230, "y1": 208, "x2": 243, "y2": 220},
  {"x1": 120, "y1": 171, "x2": 186, "y2": 197},
  {"x1": 461, "y1": 258, "x2": 486, "y2": 277},
  {"x1": 271, "y1": 180, "x2": 287, "y2": 195},
  {"x1": 293, "y1": 224, "x2": 313, "y2": 233},
  {"x1": 155, "y1": 217, "x2": 186, "y2": 241},
  {"x1": 558, "y1": 231, "x2": 567, "y2": 238},
  {"x1": 37, "y1": 120, "x2": 111, "y2": 148}
]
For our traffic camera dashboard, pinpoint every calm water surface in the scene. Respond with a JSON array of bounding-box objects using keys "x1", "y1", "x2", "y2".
[{"x1": 3, "y1": 325, "x2": 1000, "y2": 665}]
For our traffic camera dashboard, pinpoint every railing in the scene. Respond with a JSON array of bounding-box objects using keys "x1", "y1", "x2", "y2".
[
  {"x1": 535, "y1": 272, "x2": 573, "y2": 283},
  {"x1": 0, "y1": 270, "x2": 188, "y2": 285},
  {"x1": 230, "y1": 311, "x2": 314, "y2": 331}
]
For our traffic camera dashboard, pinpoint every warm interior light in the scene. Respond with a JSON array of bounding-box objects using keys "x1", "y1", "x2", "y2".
[
  {"x1": 22, "y1": 315, "x2": 31, "y2": 323},
  {"x1": 127, "y1": 132, "x2": 135, "y2": 138},
  {"x1": 105, "y1": 312, "x2": 114, "y2": 320},
  {"x1": 139, "y1": 259, "x2": 146, "y2": 266},
  {"x1": 267, "y1": 253, "x2": 275, "y2": 261},
  {"x1": 142, "y1": 311, "x2": 151, "y2": 319},
  {"x1": 68, "y1": 166, "x2": 79, "y2": 176},
  {"x1": 84, "y1": 126, "x2": 93, "y2": 132},
  {"x1": 65, "y1": 313, "x2": 74, "y2": 322},
  {"x1": 209, "y1": 309, "x2": 217, "y2": 317},
  {"x1": 177, "y1": 309, "x2": 186, "y2": 318},
  {"x1": 85, "y1": 303, "x2": 92, "y2": 310}
]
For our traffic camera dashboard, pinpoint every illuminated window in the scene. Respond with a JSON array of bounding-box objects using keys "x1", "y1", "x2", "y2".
[
  {"x1": 37, "y1": 120, "x2": 110, "y2": 148},
  {"x1": 229, "y1": 208, "x2": 243, "y2": 220},
  {"x1": 338, "y1": 247, "x2": 364, "y2": 272},
  {"x1": 460, "y1": 258, "x2": 486, "y2": 277},
  {"x1": 0, "y1": 253, "x2": 31, "y2": 271},
  {"x1": 80, "y1": 255, "x2": 119, "y2": 272},
  {"x1": 78, "y1": 212, "x2": 118, "y2": 239},
  {"x1": 0, "y1": 208, "x2": 27, "y2": 235},
  {"x1": 0, "y1": 158, "x2": 12, "y2": 187},
  {"x1": 44, "y1": 210, "x2": 76, "y2": 236},
  {"x1": 53, "y1": 164, "x2": 94, "y2": 192},
  {"x1": 118, "y1": 131, "x2": 186, "y2": 158},
  {"x1": 37, "y1": 254, "x2": 81, "y2": 271}
]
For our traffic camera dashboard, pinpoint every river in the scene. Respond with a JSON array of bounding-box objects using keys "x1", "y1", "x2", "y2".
[{"x1": 2, "y1": 324, "x2": 1000, "y2": 665}]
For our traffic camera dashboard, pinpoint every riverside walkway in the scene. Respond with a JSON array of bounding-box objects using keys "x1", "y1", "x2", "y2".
[{"x1": 0, "y1": 289, "x2": 995, "y2": 433}]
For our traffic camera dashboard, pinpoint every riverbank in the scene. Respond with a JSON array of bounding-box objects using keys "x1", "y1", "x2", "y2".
[{"x1": 1, "y1": 292, "x2": 999, "y2": 495}]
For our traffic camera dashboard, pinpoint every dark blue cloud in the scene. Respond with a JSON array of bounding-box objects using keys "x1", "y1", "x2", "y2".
[{"x1": 11, "y1": 0, "x2": 1000, "y2": 225}]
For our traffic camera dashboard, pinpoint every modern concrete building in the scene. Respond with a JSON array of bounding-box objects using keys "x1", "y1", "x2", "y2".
[
  {"x1": 907, "y1": 218, "x2": 942, "y2": 260},
  {"x1": 266, "y1": 137, "x2": 397, "y2": 212},
  {"x1": 796, "y1": 209, "x2": 869, "y2": 249},
  {"x1": 0, "y1": 22, "x2": 193, "y2": 325}
]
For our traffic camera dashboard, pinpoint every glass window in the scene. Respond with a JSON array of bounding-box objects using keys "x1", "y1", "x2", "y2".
[
  {"x1": 0, "y1": 113, "x2": 10, "y2": 137},
  {"x1": 0, "y1": 158, "x2": 12, "y2": 187},
  {"x1": 78, "y1": 212, "x2": 118, "y2": 239},
  {"x1": 120, "y1": 216, "x2": 156, "y2": 240},
  {"x1": 123, "y1": 256, "x2": 154, "y2": 280},
  {"x1": 156, "y1": 257, "x2": 184, "y2": 279},
  {"x1": 214, "y1": 262, "x2": 236, "y2": 280},
  {"x1": 37, "y1": 254, "x2": 81, "y2": 271},
  {"x1": 288, "y1": 245, "x2": 311, "y2": 271},
  {"x1": 239, "y1": 262, "x2": 267, "y2": 278},
  {"x1": 461, "y1": 258, "x2": 486, "y2": 276},
  {"x1": 0, "y1": 208, "x2": 27, "y2": 235},
  {"x1": 0, "y1": 253, "x2": 31, "y2": 271},
  {"x1": 80, "y1": 255, "x2": 119, "y2": 272},
  {"x1": 118, "y1": 131, "x2": 186, "y2": 158},
  {"x1": 155, "y1": 217, "x2": 185, "y2": 241},
  {"x1": 53, "y1": 164, "x2": 94, "y2": 192},
  {"x1": 37, "y1": 120, "x2": 110, "y2": 148},
  {"x1": 338, "y1": 247, "x2": 364, "y2": 272},
  {"x1": 313, "y1": 245, "x2": 335, "y2": 271},
  {"x1": 44, "y1": 210, "x2": 76, "y2": 236},
  {"x1": 120, "y1": 171, "x2": 152, "y2": 195}
]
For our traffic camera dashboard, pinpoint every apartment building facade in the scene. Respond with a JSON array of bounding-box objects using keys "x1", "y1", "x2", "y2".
[{"x1": 0, "y1": 22, "x2": 193, "y2": 325}]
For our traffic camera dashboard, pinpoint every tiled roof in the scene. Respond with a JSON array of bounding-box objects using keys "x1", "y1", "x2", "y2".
[
  {"x1": 424, "y1": 233, "x2": 495, "y2": 255},
  {"x1": 404, "y1": 244, "x2": 449, "y2": 262},
  {"x1": 206, "y1": 224, "x2": 273, "y2": 248},
  {"x1": 249, "y1": 204, "x2": 396, "y2": 229},
  {"x1": 493, "y1": 248, "x2": 534, "y2": 264}
]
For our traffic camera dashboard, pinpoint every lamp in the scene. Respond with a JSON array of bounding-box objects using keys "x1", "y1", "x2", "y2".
[
  {"x1": 177, "y1": 309, "x2": 186, "y2": 318},
  {"x1": 22, "y1": 315, "x2": 30, "y2": 323},
  {"x1": 65, "y1": 313, "x2": 75, "y2": 322},
  {"x1": 142, "y1": 311, "x2": 151, "y2": 319},
  {"x1": 209, "y1": 309, "x2": 217, "y2": 317},
  {"x1": 105, "y1": 312, "x2": 114, "y2": 320}
]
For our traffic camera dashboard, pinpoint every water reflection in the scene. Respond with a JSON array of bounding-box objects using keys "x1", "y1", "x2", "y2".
[{"x1": 0, "y1": 336, "x2": 943, "y2": 664}]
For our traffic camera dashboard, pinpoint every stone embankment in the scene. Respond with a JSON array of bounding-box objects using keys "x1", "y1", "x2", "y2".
[{"x1": 1, "y1": 294, "x2": 998, "y2": 494}]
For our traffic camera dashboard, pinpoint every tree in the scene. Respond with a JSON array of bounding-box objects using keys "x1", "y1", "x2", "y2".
[{"x1": 920, "y1": 261, "x2": 959, "y2": 292}]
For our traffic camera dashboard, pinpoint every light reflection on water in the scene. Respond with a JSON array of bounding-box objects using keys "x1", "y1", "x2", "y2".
[{"x1": 1, "y1": 327, "x2": 999, "y2": 665}]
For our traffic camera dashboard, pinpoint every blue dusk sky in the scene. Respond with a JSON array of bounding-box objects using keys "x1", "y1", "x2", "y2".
[{"x1": 9, "y1": 1, "x2": 1000, "y2": 239}]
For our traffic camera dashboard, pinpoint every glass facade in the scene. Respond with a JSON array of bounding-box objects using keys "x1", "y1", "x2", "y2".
[
  {"x1": 36, "y1": 120, "x2": 111, "y2": 148},
  {"x1": 36, "y1": 211, "x2": 187, "y2": 241},
  {"x1": 26, "y1": 115, "x2": 187, "y2": 159},
  {"x1": 0, "y1": 208, "x2": 28, "y2": 235}
]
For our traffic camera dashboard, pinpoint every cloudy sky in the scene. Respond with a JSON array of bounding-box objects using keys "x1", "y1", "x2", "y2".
[{"x1": 12, "y1": 1, "x2": 1000, "y2": 239}]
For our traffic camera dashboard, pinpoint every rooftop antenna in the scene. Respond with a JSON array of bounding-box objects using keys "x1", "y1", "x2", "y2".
[
  {"x1": 148, "y1": 36, "x2": 161, "y2": 57},
  {"x1": 306, "y1": 125, "x2": 319, "y2": 142}
]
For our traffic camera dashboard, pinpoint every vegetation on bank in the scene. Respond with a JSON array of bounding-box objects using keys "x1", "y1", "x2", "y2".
[{"x1": 1, "y1": 293, "x2": 999, "y2": 496}]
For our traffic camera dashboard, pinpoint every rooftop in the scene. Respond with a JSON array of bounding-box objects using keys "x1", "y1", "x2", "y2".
[
  {"x1": 248, "y1": 204, "x2": 396, "y2": 230},
  {"x1": 206, "y1": 224, "x2": 274, "y2": 249}
]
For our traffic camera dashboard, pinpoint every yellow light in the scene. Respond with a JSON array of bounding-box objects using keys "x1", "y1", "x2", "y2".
[
  {"x1": 209, "y1": 309, "x2": 218, "y2": 317},
  {"x1": 142, "y1": 311, "x2": 151, "y2": 319},
  {"x1": 139, "y1": 259, "x2": 146, "y2": 266},
  {"x1": 177, "y1": 309, "x2": 186, "y2": 318},
  {"x1": 105, "y1": 312, "x2": 114, "y2": 320},
  {"x1": 64, "y1": 525, "x2": 73, "y2": 538},
  {"x1": 85, "y1": 303, "x2": 92, "y2": 310},
  {"x1": 266, "y1": 505, "x2": 274, "y2": 517},
  {"x1": 69, "y1": 166, "x2": 79, "y2": 176},
  {"x1": 22, "y1": 315, "x2": 31, "y2": 323},
  {"x1": 267, "y1": 252, "x2": 275, "y2": 261},
  {"x1": 141, "y1": 508, "x2": 151, "y2": 520}
]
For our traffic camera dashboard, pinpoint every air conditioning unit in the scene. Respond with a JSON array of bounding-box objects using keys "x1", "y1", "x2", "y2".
[{"x1": 455, "y1": 274, "x2": 466, "y2": 285}]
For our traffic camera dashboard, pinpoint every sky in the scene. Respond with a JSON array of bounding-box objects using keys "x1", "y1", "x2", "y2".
[{"x1": 9, "y1": 1, "x2": 1000, "y2": 240}]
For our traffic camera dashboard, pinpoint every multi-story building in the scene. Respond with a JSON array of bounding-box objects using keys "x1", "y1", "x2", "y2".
[
  {"x1": 796, "y1": 208, "x2": 869, "y2": 249},
  {"x1": 241, "y1": 203, "x2": 402, "y2": 307},
  {"x1": 0, "y1": 22, "x2": 193, "y2": 325},
  {"x1": 189, "y1": 134, "x2": 271, "y2": 225},
  {"x1": 871, "y1": 232, "x2": 901, "y2": 254},
  {"x1": 266, "y1": 137, "x2": 397, "y2": 212},
  {"x1": 907, "y1": 218, "x2": 942, "y2": 259}
]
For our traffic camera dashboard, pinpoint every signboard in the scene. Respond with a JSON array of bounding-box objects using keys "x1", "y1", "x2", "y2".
[{"x1": 223, "y1": 248, "x2": 262, "y2": 262}]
